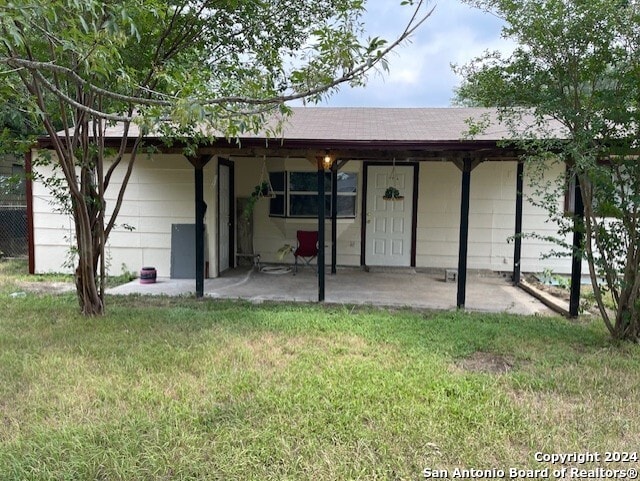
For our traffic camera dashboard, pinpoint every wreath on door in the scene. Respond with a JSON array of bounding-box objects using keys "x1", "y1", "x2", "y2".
[{"x1": 383, "y1": 159, "x2": 404, "y2": 201}]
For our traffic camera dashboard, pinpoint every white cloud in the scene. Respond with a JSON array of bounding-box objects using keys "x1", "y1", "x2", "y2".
[{"x1": 321, "y1": 0, "x2": 515, "y2": 107}]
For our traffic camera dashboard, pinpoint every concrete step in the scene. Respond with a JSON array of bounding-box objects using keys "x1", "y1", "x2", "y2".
[{"x1": 365, "y1": 266, "x2": 417, "y2": 274}]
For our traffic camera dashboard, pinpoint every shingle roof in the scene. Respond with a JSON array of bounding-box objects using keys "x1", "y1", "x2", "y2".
[
  {"x1": 57, "y1": 107, "x2": 563, "y2": 145},
  {"x1": 275, "y1": 107, "x2": 513, "y2": 142}
]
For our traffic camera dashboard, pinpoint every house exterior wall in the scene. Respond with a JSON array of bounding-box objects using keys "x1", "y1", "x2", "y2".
[
  {"x1": 520, "y1": 161, "x2": 574, "y2": 273},
  {"x1": 31, "y1": 151, "x2": 578, "y2": 276},
  {"x1": 31, "y1": 151, "x2": 219, "y2": 276},
  {"x1": 235, "y1": 156, "x2": 363, "y2": 267},
  {"x1": 414, "y1": 160, "x2": 577, "y2": 273},
  {"x1": 417, "y1": 161, "x2": 522, "y2": 271},
  {"x1": 247, "y1": 158, "x2": 577, "y2": 274}
]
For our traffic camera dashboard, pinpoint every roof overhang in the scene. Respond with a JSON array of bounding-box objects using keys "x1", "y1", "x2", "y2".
[
  {"x1": 36, "y1": 134, "x2": 523, "y2": 161},
  {"x1": 35, "y1": 107, "x2": 552, "y2": 161}
]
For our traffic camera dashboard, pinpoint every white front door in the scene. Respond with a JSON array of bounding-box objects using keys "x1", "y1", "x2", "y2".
[
  {"x1": 365, "y1": 165, "x2": 414, "y2": 266},
  {"x1": 218, "y1": 163, "x2": 231, "y2": 273}
]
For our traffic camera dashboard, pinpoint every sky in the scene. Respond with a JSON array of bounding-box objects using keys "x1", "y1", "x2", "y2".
[{"x1": 321, "y1": 0, "x2": 514, "y2": 108}]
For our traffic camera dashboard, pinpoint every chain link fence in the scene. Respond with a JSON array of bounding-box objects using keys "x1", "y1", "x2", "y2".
[{"x1": 0, "y1": 159, "x2": 27, "y2": 258}]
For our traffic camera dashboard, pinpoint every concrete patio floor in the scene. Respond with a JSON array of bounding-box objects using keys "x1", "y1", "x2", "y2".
[{"x1": 107, "y1": 266, "x2": 555, "y2": 316}]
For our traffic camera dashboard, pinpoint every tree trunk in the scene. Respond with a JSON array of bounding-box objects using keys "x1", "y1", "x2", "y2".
[
  {"x1": 72, "y1": 187, "x2": 104, "y2": 316},
  {"x1": 614, "y1": 305, "x2": 640, "y2": 341},
  {"x1": 614, "y1": 271, "x2": 640, "y2": 341}
]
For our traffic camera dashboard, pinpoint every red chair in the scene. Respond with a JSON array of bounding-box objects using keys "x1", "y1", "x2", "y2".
[{"x1": 293, "y1": 230, "x2": 319, "y2": 274}]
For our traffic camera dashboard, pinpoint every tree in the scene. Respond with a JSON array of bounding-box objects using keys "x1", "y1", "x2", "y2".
[
  {"x1": 0, "y1": 0, "x2": 432, "y2": 316},
  {"x1": 455, "y1": 0, "x2": 640, "y2": 341},
  {"x1": 0, "y1": 82, "x2": 45, "y2": 156}
]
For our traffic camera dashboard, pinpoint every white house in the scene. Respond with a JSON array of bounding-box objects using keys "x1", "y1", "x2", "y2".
[{"x1": 28, "y1": 107, "x2": 581, "y2": 306}]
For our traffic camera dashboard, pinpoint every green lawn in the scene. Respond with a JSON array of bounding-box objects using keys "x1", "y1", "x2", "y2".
[{"x1": 1, "y1": 260, "x2": 638, "y2": 480}]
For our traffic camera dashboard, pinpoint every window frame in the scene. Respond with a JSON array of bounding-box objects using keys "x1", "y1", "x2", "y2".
[{"x1": 267, "y1": 170, "x2": 357, "y2": 219}]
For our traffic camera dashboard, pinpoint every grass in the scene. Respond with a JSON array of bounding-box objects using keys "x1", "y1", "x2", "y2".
[
  {"x1": 1, "y1": 259, "x2": 639, "y2": 480},
  {"x1": 0, "y1": 258, "x2": 136, "y2": 290}
]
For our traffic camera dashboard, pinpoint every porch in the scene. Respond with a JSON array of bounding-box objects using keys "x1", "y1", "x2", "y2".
[
  {"x1": 107, "y1": 266, "x2": 555, "y2": 316},
  {"x1": 32, "y1": 107, "x2": 581, "y2": 315}
]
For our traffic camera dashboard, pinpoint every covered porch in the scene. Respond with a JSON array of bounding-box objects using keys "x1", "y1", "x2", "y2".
[
  {"x1": 190, "y1": 108, "x2": 580, "y2": 315},
  {"x1": 31, "y1": 107, "x2": 581, "y2": 315}
]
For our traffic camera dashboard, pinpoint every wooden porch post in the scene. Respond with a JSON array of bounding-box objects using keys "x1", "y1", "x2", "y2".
[
  {"x1": 317, "y1": 160, "x2": 326, "y2": 302},
  {"x1": 569, "y1": 174, "x2": 584, "y2": 317},
  {"x1": 25, "y1": 149, "x2": 35, "y2": 274},
  {"x1": 188, "y1": 154, "x2": 212, "y2": 298},
  {"x1": 456, "y1": 158, "x2": 472, "y2": 308},
  {"x1": 455, "y1": 158, "x2": 480, "y2": 309},
  {"x1": 331, "y1": 161, "x2": 338, "y2": 275},
  {"x1": 513, "y1": 159, "x2": 524, "y2": 285}
]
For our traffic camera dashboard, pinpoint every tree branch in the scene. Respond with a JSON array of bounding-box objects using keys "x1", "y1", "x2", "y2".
[
  {"x1": 0, "y1": 2, "x2": 435, "y2": 121},
  {"x1": 104, "y1": 133, "x2": 143, "y2": 239}
]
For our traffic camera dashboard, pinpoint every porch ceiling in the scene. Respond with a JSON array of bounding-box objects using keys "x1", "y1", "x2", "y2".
[{"x1": 195, "y1": 142, "x2": 521, "y2": 162}]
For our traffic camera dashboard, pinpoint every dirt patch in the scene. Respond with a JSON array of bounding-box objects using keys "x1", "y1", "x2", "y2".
[
  {"x1": 456, "y1": 351, "x2": 515, "y2": 374},
  {"x1": 526, "y1": 275, "x2": 570, "y2": 301},
  {"x1": 523, "y1": 275, "x2": 603, "y2": 316}
]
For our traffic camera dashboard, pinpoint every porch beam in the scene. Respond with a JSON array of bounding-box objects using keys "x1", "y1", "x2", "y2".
[
  {"x1": 453, "y1": 158, "x2": 482, "y2": 173},
  {"x1": 196, "y1": 147, "x2": 519, "y2": 163},
  {"x1": 569, "y1": 174, "x2": 584, "y2": 317},
  {"x1": 336, "y1": 159, "x2": 350, "y2": 170},
  {"x1": 188, "y1": 154, "x2": 212, "y2": 298},
  {"x1": 513, "y1": 159, "x2": 524, "y2": 284},
  {"x1": 456, "y1": 157, "x2": 473, "y2": 309}
]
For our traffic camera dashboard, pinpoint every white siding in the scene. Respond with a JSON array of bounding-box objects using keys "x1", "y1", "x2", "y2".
[
  {"x1": 31, "y1": 150, "x2": 580, "y2": 277},
  {"x1": 520, "y1": 161, "x2": 580, "y2": 274},
  {"x1": 415, "y1": 162, "x2": 462, "y2": 268},
  {"x1": 32, "y1": 151, "x2": 218, "y2": 276},
  {"x1": 244, "y1": 158, "x2": 576, "y2": 273},
  {"x1": 414, "y1": 160, "x2": 579, "y2": 273}
]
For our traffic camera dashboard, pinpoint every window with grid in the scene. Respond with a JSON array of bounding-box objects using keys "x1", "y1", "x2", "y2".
[{"x1": 268, "y1": 171, "x2": 357, "y2": 218}]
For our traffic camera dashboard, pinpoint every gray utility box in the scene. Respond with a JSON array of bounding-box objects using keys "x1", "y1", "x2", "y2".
[{"x1": 170, "y1": 224, "x2": 205, "y2": 279}]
